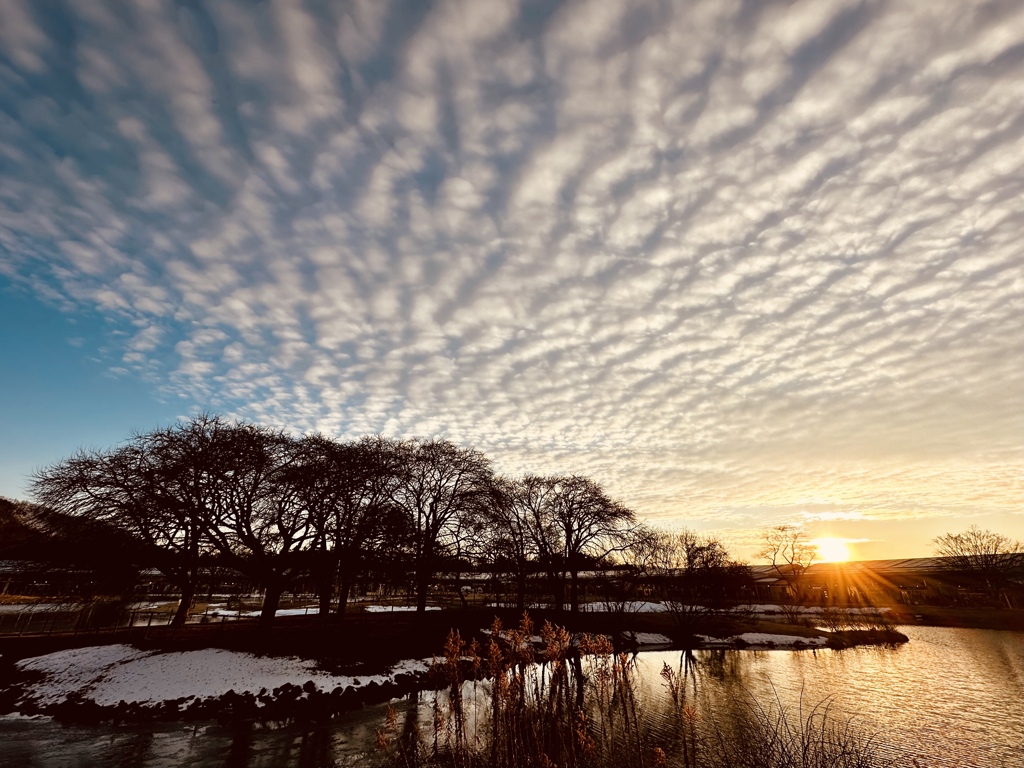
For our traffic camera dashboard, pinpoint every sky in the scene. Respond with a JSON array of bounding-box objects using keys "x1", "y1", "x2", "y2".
[{"x1": 1, "y1": 0, "x2": 1022, "y2": 562}]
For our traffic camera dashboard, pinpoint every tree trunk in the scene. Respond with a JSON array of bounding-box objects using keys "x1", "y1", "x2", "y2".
[
  {"x1": 416, "y1": 567, "x2": 430, "y2": 612},
  {"x1": 260, "y1": 580, "x2": 283, "y2": 629},
  {"x1": 454, "y1": 569, "x2": 469, "y2": 610},
  {"x1": 336, "y1": 568, "x2": 354, "y2": 617},
  {"x1": 318, "y1": 581, "x2": 333, "y2": 617},
  {"x1": 570, "y1": 569, "x2": 580, "y2": 613},
  {"x1": 550, "y1": 571, "x2": 564, "y2": 612},
  {"x1": 315, "y1": 552, "x2": 337, "y2": 617},
  {"x1": 170, "y1": 580, "x2": 195, "y2": 628},
  {"x1": 415, "y1": 544, "x2": 433, "y2": 612},
  {"x1": 515, "y1": 571, "x2": 527, "y2": 612}
]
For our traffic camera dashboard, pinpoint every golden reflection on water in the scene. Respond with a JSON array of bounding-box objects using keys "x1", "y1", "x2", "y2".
[
  {"x1": 635, "y1": 626, "x2": 1024, "y2": 768},
  {"x1": 1, "y1": 627, "x2": 1022, "y2": 767}
]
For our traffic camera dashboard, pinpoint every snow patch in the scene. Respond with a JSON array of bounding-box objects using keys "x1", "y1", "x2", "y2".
[
  {"x1": 580, "y1": 601, "x2": 668, "y2": 613},
  {"x1": 14, "y1": 644, "x2": 433, "y2": 710},
  {"x1": 0, "y1": 712, "x2": 53, "y2": 721},
  {"x1": 730, "y1": 605, "x2": 891, "y2": 616},
  {"x1": 205, "y1": 606, "x2": 318, "y2": 618},
  {"x1": 0, "y1": 603, "x2": 71, "y2": 614},
  {"x1": 697, "y1": 633, "x2": 828, "y2": 649},
  {"x1": 627, "y1": 632, "x2": 673, "y2": 647},
  {"x1": 363, "y1": 605, "x2": 440, "y2": 612}
]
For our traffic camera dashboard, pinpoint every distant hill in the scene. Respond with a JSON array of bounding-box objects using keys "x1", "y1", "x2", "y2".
[
  {"x1": 0, "y1": 496, "x2": 52, "y2": 560},
  {"x1": 0, "y1": 495, "x2": 147, "y2": 568}
]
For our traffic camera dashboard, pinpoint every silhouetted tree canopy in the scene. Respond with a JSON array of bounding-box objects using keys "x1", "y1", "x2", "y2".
[
  {"x1": 388, "y1": 438, "x2": 494, "y2": 612},
  {"x1": 933, "y1": 526, "x2": 1024, "y2": 607},
  {"x1": 757, "y1": 524, "x2": 816, "y2": 599},
  {"x1": 624, "y1": 524, "x2": 747, "y2": 627},
  {"x1": 28, "y1": 414, "x2": 647, "y2": 624}
]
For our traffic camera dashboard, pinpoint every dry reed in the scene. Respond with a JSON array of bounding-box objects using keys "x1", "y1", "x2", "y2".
[{"x1": 375, "y1": 614, "x2": 892, "y2": 768}]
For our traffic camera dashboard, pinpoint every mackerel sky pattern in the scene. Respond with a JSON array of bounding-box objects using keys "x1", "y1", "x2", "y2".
[{"x1": 1, "y1": 0, "x2": 1022, "y2": 557}]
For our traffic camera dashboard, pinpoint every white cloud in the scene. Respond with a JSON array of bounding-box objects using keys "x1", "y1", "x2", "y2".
[
  {"x1": 2, "y1": 0, "x2": 1023, "y2": 556},
  {"x1": 0, "y1": 0, "x2": 49, "y2": 73}
]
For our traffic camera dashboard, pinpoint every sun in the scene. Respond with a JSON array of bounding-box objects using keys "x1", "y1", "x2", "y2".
[{"x1": 814, "y1": 537, "x2": 851, "y2": 562}]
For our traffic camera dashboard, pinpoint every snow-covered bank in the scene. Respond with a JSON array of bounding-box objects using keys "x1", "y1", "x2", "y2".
[
  {"x1": 363, "y1": 605, "x2": 440, "y2": 613},
  {"x1": 200, "y1": 603, "x2": 439, "y2": 619},
  {"x1": 697, "y1": 632, "x2": 829, "y2": 649},
  {"x1": 625, "y1": 631, "x2": 674, "y2": 649},
  {"x1": 0, "y1": 603, "x2": 70, "y2": 614},
  {"x1": 576, "y1": 602, "x2": 893, "y2": 618},
  {"x1": 204, "y1": 605, "x2": 321, "y2": 619},
  {"x1": 733, "y1": 604, "x2": 892, "y2": 616},
  {"x1": 8, "y1": 644, "x2": 432, "y2": 720},
  {"x1": 6, "y1": 631, "x2": 825, "y2": 712}
]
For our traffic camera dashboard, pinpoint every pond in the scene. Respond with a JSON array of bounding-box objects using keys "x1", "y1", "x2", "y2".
[{"x1": 1, "y1": 626, "x2": 1021, "y2": 767}]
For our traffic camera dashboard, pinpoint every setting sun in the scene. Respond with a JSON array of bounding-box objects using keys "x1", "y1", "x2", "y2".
[{"x1": 814, "y1": 537, "x2": 851, "y2": 562}]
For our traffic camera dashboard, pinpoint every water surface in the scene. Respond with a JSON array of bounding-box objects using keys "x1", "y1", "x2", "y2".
[{"x1": 2, "y1": 626, "x2": 1021, "y2": 767}]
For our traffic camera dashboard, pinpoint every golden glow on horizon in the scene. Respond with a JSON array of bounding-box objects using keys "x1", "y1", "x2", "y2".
[{"x1": 814, "y1": 537, "x2": 851, "y2": 562}]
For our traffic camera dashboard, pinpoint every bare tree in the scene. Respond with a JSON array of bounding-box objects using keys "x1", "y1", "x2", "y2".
[
  {"x1": 480, "y1": 475, "x2": 552, "y2": 611},
  {"x1": 497, "y1": 475, "x2": 634, "y2": 613},
  {"x1": 33, "y1": 415, "x2": 320, "y2": 629},
  {"x1": 389, "y1": 439, "x2": 493, "y2": 612},
  {"x1": 285, "y1": 434, "x2": 405, "y2": 617},
  {"x1": 32, "y1": 433, "x2": 212, "y2": 627},
  {"x1": 167, "y1": 419, "x2": 315, "y2": 628},
  {"x1": 933, "y1": 526, "x2": 1024, "y2": 607},
  {"x1": 546, "y1": 475, "x2": 635, "y2": 612},
  {"x1": 758, "y1": 524, "x2": 816, "y2": 602},
  {"x1": 624, "y1": 525, "x2": 740, "y2": 627}
]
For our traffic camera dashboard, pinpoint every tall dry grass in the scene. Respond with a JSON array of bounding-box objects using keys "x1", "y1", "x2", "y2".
[{"x1": 375, "y1": 614, "x2": 891, "y2": 768}]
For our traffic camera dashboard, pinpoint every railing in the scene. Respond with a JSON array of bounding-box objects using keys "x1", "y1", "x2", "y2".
[
  {"x1": 0, "y1": 600, "x2": 326, "y2": 639},
  {"x1": 0, "y1": 605, "x2": 180, "y2": 638}
]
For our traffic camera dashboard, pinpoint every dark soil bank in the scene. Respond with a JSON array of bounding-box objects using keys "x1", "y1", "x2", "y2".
[
  {"x1": 884, "y1": 605, "x2": 1024, "y2": 631},
  {"x1": 0, "y1": 605, "x2": 917, "y2": 669}
]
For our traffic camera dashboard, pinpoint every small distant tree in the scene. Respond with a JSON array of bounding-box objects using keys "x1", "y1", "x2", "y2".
[
  {"x1": 626, "y1": 524, "x2": 741, "y2": 628},
  {"x1": 758, "y1": 524, "x2": 816, "y2": 602},
  {"x1": 933, "y1": 526, "x2": 1024, "y2": 608}
]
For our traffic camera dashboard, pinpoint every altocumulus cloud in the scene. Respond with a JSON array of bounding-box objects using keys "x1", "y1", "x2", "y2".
[{"x1": 1, "y1": 0, "x2": 1022, "y2": 548}]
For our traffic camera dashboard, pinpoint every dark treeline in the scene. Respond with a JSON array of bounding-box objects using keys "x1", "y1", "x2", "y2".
[{"x1": 26, "y1": 415, "x2": 741, "y2": 629}]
